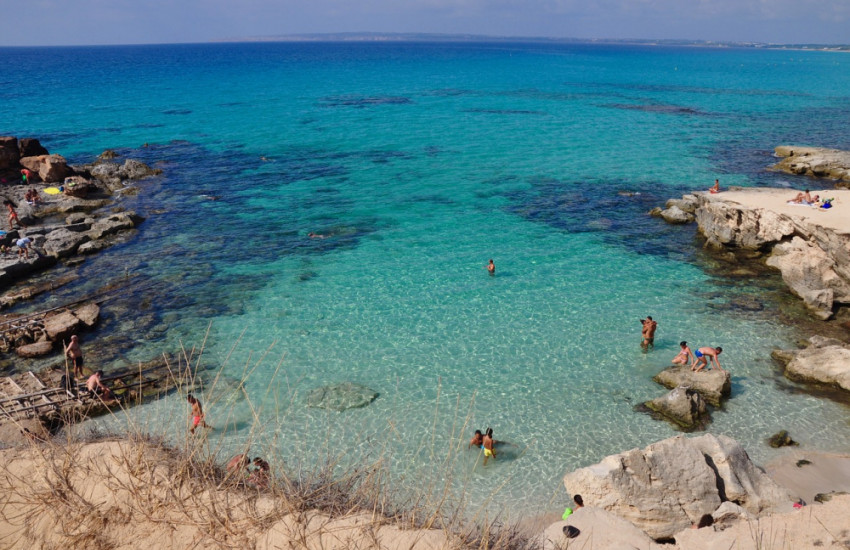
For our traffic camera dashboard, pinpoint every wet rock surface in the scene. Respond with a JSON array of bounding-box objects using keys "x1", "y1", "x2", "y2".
[{"x1": 653, "y1": 365, "x2": 731, "y2": 407}]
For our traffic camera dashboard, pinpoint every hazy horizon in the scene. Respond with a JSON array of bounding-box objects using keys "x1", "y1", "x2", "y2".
[{"x1": 3, "y1": 0, "x2": 848, "y2": 48}]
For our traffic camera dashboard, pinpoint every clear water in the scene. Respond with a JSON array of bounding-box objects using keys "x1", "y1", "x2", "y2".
[{"x1": 3, "y1": 42, "x2": 850, "y2": 517}]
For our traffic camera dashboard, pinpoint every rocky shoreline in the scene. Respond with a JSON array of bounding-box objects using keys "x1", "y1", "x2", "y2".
[
  {"x1": 3, "y1": 139, "x2": 850, "y2": 548},
  {"x1": 0, "y1": 136, "x2": 166, "y2": 427},
  {"x1": 650, "y1": 146, "x2": 850, "y2": 402}
]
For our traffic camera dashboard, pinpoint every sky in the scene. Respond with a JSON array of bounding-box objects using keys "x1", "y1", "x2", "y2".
[{"x1": 3, "y1": 0, "x2": 849, "y2": 46}]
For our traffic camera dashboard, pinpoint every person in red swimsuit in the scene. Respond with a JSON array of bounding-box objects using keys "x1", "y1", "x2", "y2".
[{"x1": 187, "y1": 394, "x2": 210, "y2": 433}]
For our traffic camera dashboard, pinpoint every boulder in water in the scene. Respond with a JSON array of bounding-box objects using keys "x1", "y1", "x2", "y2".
[
  {"x1": 653, "y1": 365, "x2": 731, "y2": 407},
  {"x1": 644, "y1": 386, "x2": 709, "y2": 431},
  {"x1": 307, "y1": 382, "x2": 378, "y2": 411}
]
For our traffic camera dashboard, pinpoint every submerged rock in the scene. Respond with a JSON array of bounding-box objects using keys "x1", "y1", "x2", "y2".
[
  {"x1": 767, "y1": 430, "x2": 798, "y2": 448},
  {"x1": 653, "y1": 365, "x2": 731, "y2": 407},
  {"x1": 306, "y1": 382, "x2": 378, "y2": 411},
  {"x1": 15, "y1": 340, "x2": 54, "y2": 358}
]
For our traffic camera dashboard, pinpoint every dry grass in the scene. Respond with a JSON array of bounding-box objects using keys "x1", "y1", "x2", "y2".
[{"x1": 0, "y1": 335, "x2": 542, "y2": 550}]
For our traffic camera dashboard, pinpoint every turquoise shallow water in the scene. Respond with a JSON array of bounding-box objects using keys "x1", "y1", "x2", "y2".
[{"x1": 3, "y1": 42, "x2": 850, "y2": 516}]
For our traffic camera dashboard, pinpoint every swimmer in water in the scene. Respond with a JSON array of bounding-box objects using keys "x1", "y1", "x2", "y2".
[
  {"x1": 469, "y1": 429, "x2": 483, "y2": 449},
  {"x1": 486, "y1": 259, "x2": 495, "y2": 275},
  {"x1": 482, "y1": 428, "x2": 496, "y2": 465}
]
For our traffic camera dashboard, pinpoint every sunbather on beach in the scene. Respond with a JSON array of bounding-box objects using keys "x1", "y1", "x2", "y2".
[{"x1": 788, "y1": 189, "x2": 815, "y2": 204}]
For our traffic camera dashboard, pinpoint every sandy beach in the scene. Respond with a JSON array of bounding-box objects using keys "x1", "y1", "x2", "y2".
[{"x1": 714, "y1": 188, "x2": 850, "y2": 234}]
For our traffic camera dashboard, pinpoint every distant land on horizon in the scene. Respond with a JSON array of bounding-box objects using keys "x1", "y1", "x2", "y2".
[{"x1": 216, "y1": 32, "x2": 850, "y2": 51}]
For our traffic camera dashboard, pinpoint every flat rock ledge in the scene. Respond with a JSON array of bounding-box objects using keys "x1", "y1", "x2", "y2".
[
  {"x1": 771, "y1": 335, "x2": 850, "y2": 393},
  {"x1": 653, "y1": 365, "x2": 731, "y2": 407},
  {"x1": 772, "y1": 146, "x2": 850, "y2": 185},
  {"x1": 690, "y1": 187, "x2": 850, "y2": 319},
  {"x1": 562, "y1": 433, "x2": 791, "y2": 540}
]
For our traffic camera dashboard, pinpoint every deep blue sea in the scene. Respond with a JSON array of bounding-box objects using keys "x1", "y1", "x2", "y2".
[{"x1": 2, "y1": 42, "x2": 850, "y2": 518}]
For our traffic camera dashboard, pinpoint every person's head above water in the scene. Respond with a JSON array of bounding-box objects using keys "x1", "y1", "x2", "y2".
[{"x1": 680, "y1": 341, "x2": 687, "y2": 347}]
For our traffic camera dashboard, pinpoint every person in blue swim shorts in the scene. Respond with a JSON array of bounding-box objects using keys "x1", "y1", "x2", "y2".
[{"x1": 692, "y1": 346, "x2": 724, "y2": 373}]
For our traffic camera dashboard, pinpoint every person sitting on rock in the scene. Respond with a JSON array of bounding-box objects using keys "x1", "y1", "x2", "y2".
[
  {"x1": 86, "y1": 370, "x2": 115, "y2": 400},
  {"x1": 709, "y1": 179, "x2": 720, "y2": 194},
  {"x1": 672, "y1": 341, "x2": 694, "y2": 365}
]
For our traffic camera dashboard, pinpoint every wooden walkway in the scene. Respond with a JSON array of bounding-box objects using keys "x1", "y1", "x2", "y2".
[{"x1": 0, "y1": 360, "x2": 192, "y2": 426}]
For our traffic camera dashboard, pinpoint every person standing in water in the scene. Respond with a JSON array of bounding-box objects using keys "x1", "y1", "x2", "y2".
[
  {"x1": 187, "y1": 394, "x2": 210, "y2": 434},
  {"x1": 482, "y1": 428, "x2": 497, "y2": 465},
  {"x1": 641, "y1": 317, "x2": 657, "y2": 350},
  {"x1": 65, "y1": 335, "x2": 85, "y2": 377},
  {"x1": 486, "y1": 259, "x2": 495, "y2": 276}
]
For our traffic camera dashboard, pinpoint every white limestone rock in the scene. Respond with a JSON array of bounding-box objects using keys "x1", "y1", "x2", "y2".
[{"x1": 562, "y1": 434, "x2": 790, "y2": 540}]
